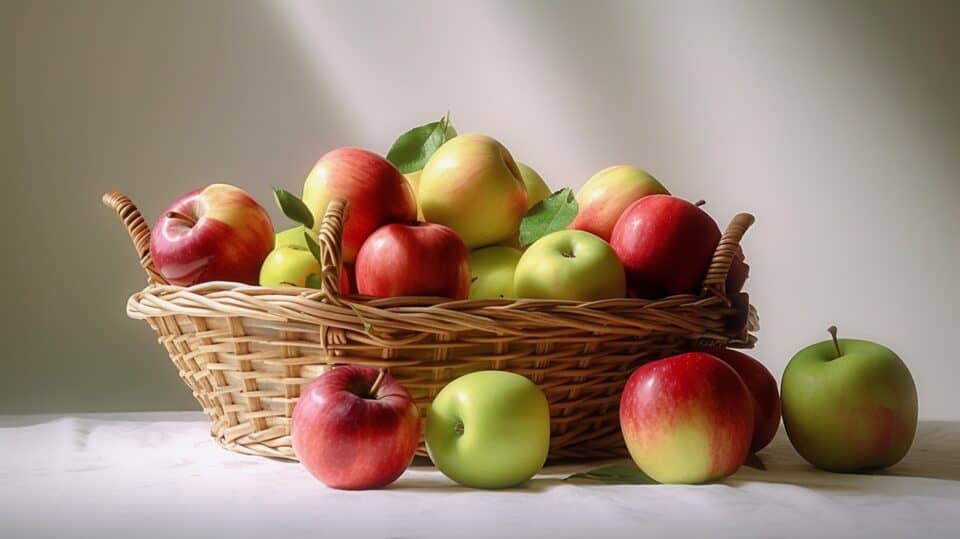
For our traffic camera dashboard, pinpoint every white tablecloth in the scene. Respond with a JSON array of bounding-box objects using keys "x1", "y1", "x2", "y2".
[{"x1": 1, "y1": 413, "x2": 958, "y2": 539}]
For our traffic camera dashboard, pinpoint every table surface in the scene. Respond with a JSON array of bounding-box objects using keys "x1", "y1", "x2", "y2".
[{"x1": 2, "y1": 413, "x2": 958, "y2": 539}]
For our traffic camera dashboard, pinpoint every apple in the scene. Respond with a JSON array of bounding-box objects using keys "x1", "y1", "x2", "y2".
[
  {"x1": 726, "y1": 245, "x2": 750, "y2": 294},
  {"x1": 302, "y1": 147, "x2": 417, "y2": 263},
  {"x1": 517, "y1": 162, "x2": 551, "y2": 209},
  {"x1": 513, "y1": 229, "x2": 626, "y2": 301},
  {"x1": 403, "y1": 171, "x2": 426, "y2": 221},
  {"x1": 150, "y1": 183, "x2": 274, "y2": 286},
  {"x1": 259, "y1": 247, "x2": 322, "y2": 287},
  {"x1": 274, "y1": 225, "x2": 317, "y2": 250},
  {"x1": 610, "y1": 195, "x2": 721, "y2": 298},
  {"x1": 355, "y1": 222, "x2": 471, "y2": 299},
  {"x1": 418, "y1": 134, "x2": 527, "y2": 248},
  {"x1": 569, "y1": 165, "x2": 669, "y2": 241},
  {"x1": 620, "y1": 352, "x2": 754, "y2": 484},
  {"x1": 781, "y1": 326, "x2": 918, "y2": 472},
  {"x1": 700, "y1": 347, "x2": 781, "y2": 452},
  {"x1": 291, "y1": 366, "x2": 421, "y2": 490},
  {"x1": 468, "y1": 246, "x2": 522, "y2": 299},
  {"x1": 424, "y1": 370, "x2": 550, "y2": 489}
]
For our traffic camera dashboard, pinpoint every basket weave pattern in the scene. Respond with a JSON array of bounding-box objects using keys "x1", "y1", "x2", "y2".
[{"x1": 104, "y1": 192, "x2": 758, "y2": 461}]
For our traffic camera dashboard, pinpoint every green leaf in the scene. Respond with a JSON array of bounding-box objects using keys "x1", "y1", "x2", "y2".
[
  {"x1": 304, "y1": 231, "x2": 324, "y2": 265},
  {"x1": 305, "y1": 273, "x2": 324, "y2": 290},
  {"x1": 274, "y1": 188, "x2": 315, "y2": 229},
  {"x1": 386, "y1": 113, "x2": 458, "y2": 174},
  {"x1": 563, "y1": 462, "x2": 657, "y2": 484},
  {"x1": 519, "y1": 188, "x2": 579, "y2": 247}
]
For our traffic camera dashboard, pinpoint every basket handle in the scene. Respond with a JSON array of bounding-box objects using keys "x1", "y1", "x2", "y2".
[
  {"x1": 315, "y1": 198, "x2": 347, "y2": 305},
  {"x1": 701, "y1": 212, "x2": 755, "y2": 297},
  {"x1": 101, "y1": 192, "x2": 169, "y2": 285}
]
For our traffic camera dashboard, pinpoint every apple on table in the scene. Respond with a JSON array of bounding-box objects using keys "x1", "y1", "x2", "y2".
[
  {"x1": 425, "y1": 370, "x2": 551, "y2": 489},
  {"x1": 150, "y1": 183, "x2": 274, "y2": 286},
  {"x1": 701, "y1": 347, "x2": 781, "y2": 453},
  {"x1": 569, "y1": 165, "x2": 669, "y2": 242},
  {"x1": 781, "y1": 326, "x2": 918, "y2": 472},
  {"x1": 291, "y1": 366, "x2": 421, "y2": 490},
  {"x1": 418, "y1": 134, "x2": 528, "y2": 248},
  {"x1": 514, "y1": 229, "x2": 626, "y2": 301}
]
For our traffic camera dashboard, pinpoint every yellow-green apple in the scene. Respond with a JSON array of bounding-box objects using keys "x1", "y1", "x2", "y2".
[
  {"x1": 291, "y1": 366, "x2": 421, "y2": 490},
  {"x1": 610, "y1": 195, "x2": 721, "y2": 298},
  {"x1": 274, "y1": 225, "x2": 317, "y2": 249},
  {"x1": 403, "y1": 171, "x2": 425, "y2": 221},
  {"x1": 468, "y1": 246, "x2": 522, "y2": 299},
  {"x1": 418, "y1": 134, "x2": 527, "y2": 248},
  {"x1": 781, "y1": 327, "x2": 918, "y2": 472},
  {"x1": 425, "y1": 370, "x2": 550, "y2": 489},
  {"x1": 620, "y1": 352, "x2": 754, "y2": 484},
  {"x1": 514, "y1": 230, "x2": 626, "y2": 301},
  {"x1": 517, "y1": 162, "x2": 551, "y2": 209},
  {"x1": 259, "y1": 247, "x2": 322, "y2": 287},
  {"x1": 302, "y1": 147, "x2": 417, "y2": 262},
  {"x1": 355, "y1": 223, "x2": 471, "y2": 299},
  {"x1": 569, "y1": 165, "x2": 669, "y2": 241},
  {"x1": 700, "y1": 347, "x2": 781, "y2": 452},
  {"x1": 150, "y1": 183, "x2": 274, "y2": 286}
]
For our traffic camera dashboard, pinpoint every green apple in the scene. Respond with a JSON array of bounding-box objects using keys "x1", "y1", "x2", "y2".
[
  {"x1": 517, "y1": 162, "x2": 551, "y2": 209},
  {"x1": 403, "y1": 171, "x2": 425, "y2": 221},
  {"x1": 259, "y1": 246, "x2": 322, "y2": 287},
  {"x1": 468, "y1": 246, "x2": 522, "y2": 299},
  {"x1": 781, "y1": 326, "x2": 918, "y2": 472},
  {"x1": 425, "y1": 371, "x2": 550, "y2": 489},
  {"x1": 418, "y1": 134, "x2": 528, "y2": 248},
  {"x1": 514, "y1": 230, "x2": 626, "y2": 301},
  {"x1": 569, "y1": 165, "x2": 669, "y2": 241},
  {"x1": 274, "y1": 225, "x2": 318, "y2": 250}
]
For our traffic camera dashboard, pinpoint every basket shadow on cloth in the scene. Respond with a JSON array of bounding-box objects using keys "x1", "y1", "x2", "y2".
[{"x1": 103, "y1": 192, "x2": 759, "y2": 461}]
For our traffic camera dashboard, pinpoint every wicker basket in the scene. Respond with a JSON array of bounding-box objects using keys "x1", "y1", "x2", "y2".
[{"x1": 103, "y1": 191, "x2": 758, "y2": 461}]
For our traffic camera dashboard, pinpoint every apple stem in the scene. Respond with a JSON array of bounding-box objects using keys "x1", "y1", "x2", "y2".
[
  {"x1": 695, "y1": 199, "x2": 706, "y2": 207},
  {"x1": 828, "y1": 325, "x2": 841, "y2": 358},
  {"x1": 166, "y1": 210, "x2": 197, "y2": 227},
  {"x1": 368, "y1": 368, "x2": 387, "y2": 397}
]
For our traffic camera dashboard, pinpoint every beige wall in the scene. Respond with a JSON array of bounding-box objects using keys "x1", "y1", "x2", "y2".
[{"x1": 2, "y1": 0, "x2": 958, "y2": 418}]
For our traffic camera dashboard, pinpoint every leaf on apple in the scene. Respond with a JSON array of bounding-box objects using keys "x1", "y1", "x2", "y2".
[
  {"x1": 274, "y1": 188, "x2": 315, "y2": 230},
  {"x1": 563, "y1": 462, "x2": 657, "y2": 484},
  {"x1": 305, "y1": 273, "x2": 324, "y2": 290},
  {"x1": 386, "y1": 112, "x2": 457, "y2": 174},
  {"x1": 304, "y1": 231, "x2": 324, "y2": 265},
  {"x1": 519, "y1": 188, "x2": 579, "y2": 247}
]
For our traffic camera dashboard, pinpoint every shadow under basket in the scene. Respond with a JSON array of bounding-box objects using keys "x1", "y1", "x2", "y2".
[{"x1": 103, "y1": 192, "x2": 759, "y2": 461}]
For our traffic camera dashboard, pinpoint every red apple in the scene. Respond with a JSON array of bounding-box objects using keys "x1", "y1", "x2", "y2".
[
  {"x1": 355, "y1": 223, "x2": 471, "y2": 299},
  {"x1": 291, "y1": 366, "x2": 421, "y2": 490},
  {"x1": 699, "y1": 347, "x2": 780, "y2": 452},
  {"x1": 150, "y1": 183, "x2": 274, "y2": 286},
  {"x1": 620, "y1": 352, "x2": 754, "y2": 483},
  {"x1": 610, "y1": 195, "x2": 721, "y2": 298},
  {"x1": 726, "y1": 245, "x2": 750, "y2": 294},
  {"x1": 302, "y1": 147, "x2": 417, "y2": 263}
]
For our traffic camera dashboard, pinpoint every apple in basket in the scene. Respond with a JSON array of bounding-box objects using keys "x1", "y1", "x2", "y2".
[
  {"x1": 355, "y1": 222, "x2": 472, "y2": 299},
  {"x1": 291, "y1": 366, "x2": 421, "y2": 490},
  {"x1": 301, "y1": 147, "x2": 418, "y2": 263},
  {"x1": 513, "y1": 229, "x2": 626, "y2": 301},
  {"x1": 610, "y1": 195, "x2": 721, "y2": 299},
  {"x1": 568, "y1": 165, "x2": 669, "y2": 242},
  {"x1": 468, "y1": 246, "x2": 523, "y2": 299},
  {"x1": 517, "y1": 162, "x2": 552, "y2": 209},
  {"x1": 620, "y1": 352, "x2": 754, "y2": 484},
  {"x1": 150, "y1": 183, "x2": 274, "y2": 286}
]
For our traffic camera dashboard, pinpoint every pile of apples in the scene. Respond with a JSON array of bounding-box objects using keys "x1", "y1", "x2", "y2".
[
  {"x1": 149, "y1": 117, "x2": 748, "y2": 304},
  {"x1": 145, "y1": 116, "x2": 918, "y2": 489}
]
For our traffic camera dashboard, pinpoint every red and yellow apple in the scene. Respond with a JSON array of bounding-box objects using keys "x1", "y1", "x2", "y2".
[
  {"x1": 355, "y1": 222, "x2": 471, "y2": 299},
  {"x1": 514, "y1": 230, "x2": 626, "y2": 301},
  {"x1": 569, "y1": 165, "x2": 669, "y2": 241},
  {"x1": 610, "y1": 195, "x2": 721, "y2": 298},
  {"x1": 291, "y1": 366, "x2": 421, "y2": 490},
  {"x1": 517, "y1": 162, "x2": 551, "y2": 209},
  {"x1": 620, "y1": 352, "x2": 754, "y2": 484},
  {"x1": 701, "y1": 347, "x2": 781, "y2": 453},
  {"x1": 418, "y1": 134, "x2": 527, "y2": 248},
  {"x1": 150, "y1": 183, "x2": 274, "y2": 286},
  {"x1": 302, "y1": 147, "x2": 417, "y2": 262}
]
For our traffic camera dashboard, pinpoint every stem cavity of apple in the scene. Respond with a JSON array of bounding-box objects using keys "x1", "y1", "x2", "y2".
[
  {"x1": 166, "y1": 210, "x2": 197, "y2": 227},
  {"x1": 454, "y1": 419, "x2": 464, "y2": 436},
  {"x1": 368, "y1": 368, "x2": 387, "y2": 398},
  {"x1": 828, "y1": 325, "x2": 842, "y2": 358}
]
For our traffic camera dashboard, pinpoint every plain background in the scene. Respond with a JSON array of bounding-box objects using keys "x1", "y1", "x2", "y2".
[{"x1": 2, "y1": 0, "x2": 957, "y2": 418}]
